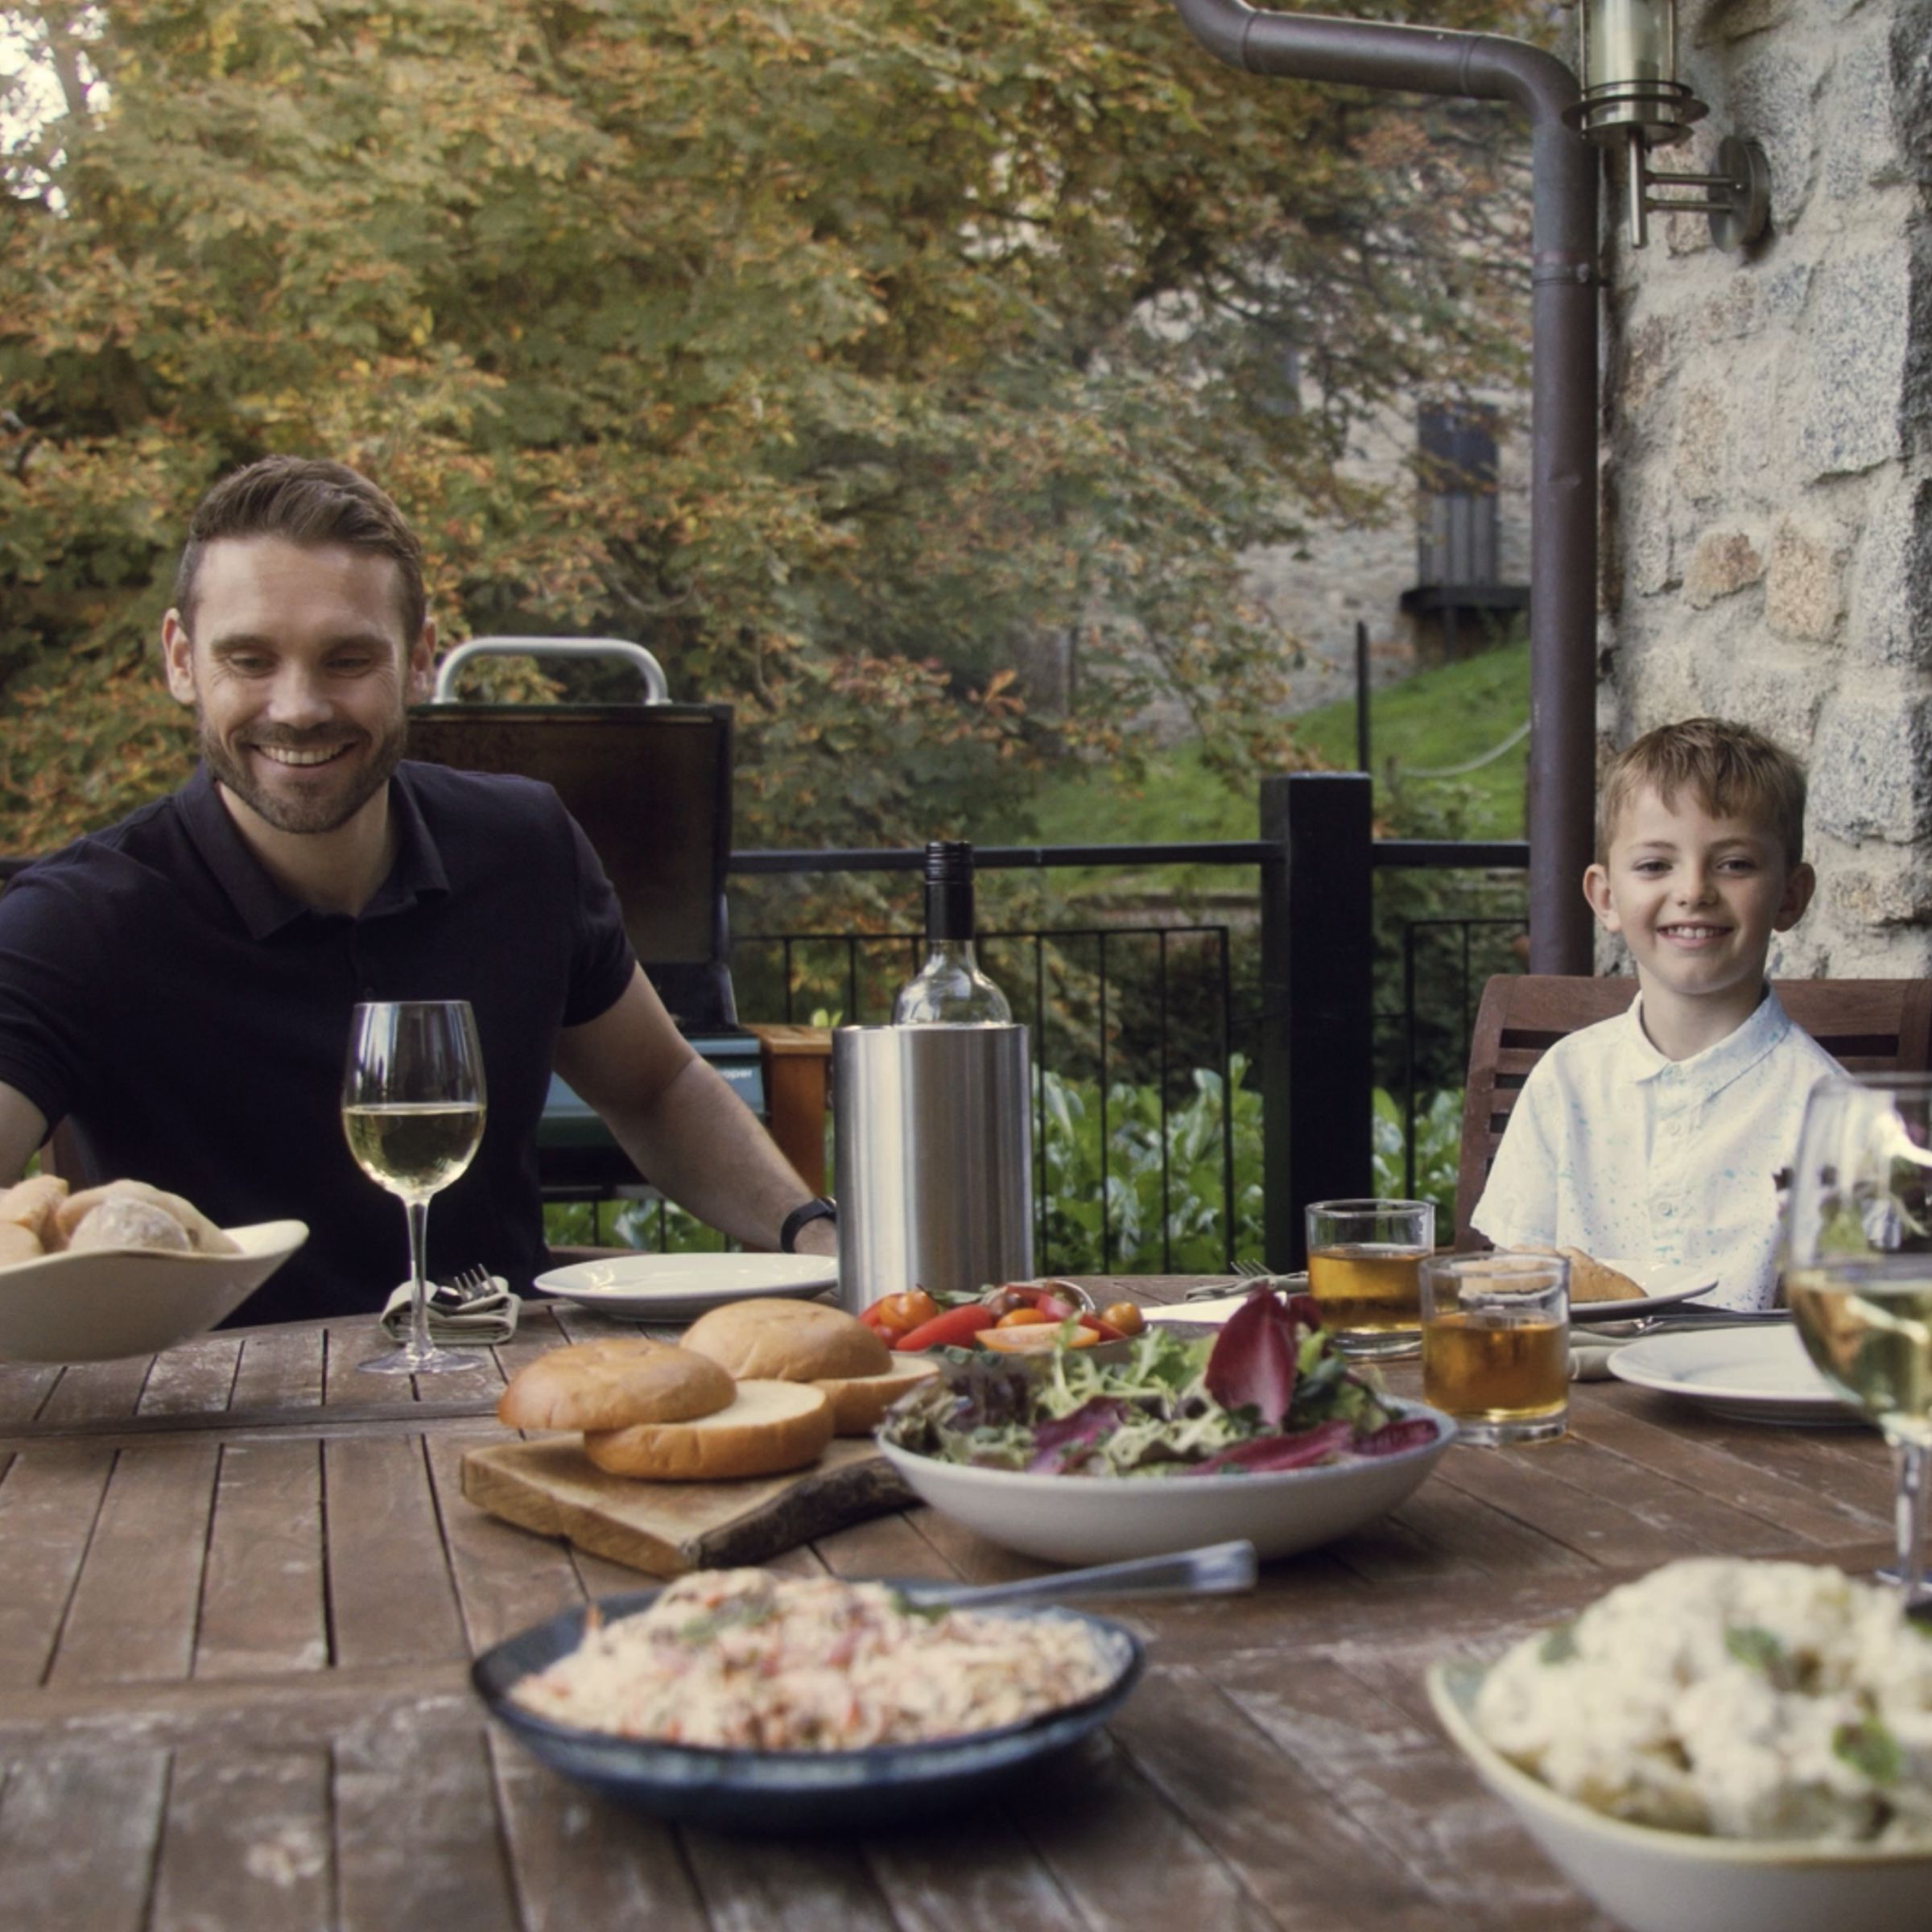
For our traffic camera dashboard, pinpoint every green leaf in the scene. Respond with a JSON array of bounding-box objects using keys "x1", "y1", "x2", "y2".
[
  {"x1": 1538, "y1": 1622, "x2": 1578, "y2": 1665},
  {"x1": 1724, "y1": 1624, "x2": 1794, "y2": 1686},
  {"x1": 1833, "y1": 1718, "x2": 1903, "y2": 1786}
]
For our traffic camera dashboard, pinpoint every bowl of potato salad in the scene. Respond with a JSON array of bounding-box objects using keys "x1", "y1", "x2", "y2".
[{"x1": 1428, "y1": 1558, "x2": 1932, "y2": 1932}]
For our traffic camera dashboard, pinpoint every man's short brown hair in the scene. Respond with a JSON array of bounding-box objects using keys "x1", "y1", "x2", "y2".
[
  {"x1": 1597, "y1": 716, "x2": 1807, "y2": 866},
  {"x1": 173, "y1": 456, "x2": 426, "y2": 645}
]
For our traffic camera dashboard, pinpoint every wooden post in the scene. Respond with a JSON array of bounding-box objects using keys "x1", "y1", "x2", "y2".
[{"x1": 746, "y1": 1024, "x2": 832, "y2": 1196}]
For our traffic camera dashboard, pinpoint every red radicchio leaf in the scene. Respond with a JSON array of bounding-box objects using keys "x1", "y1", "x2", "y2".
[
  {"x1": 1203, "y1": 1289, "x2": 1302, "y2": 1428},
  {"x1": 1353, "y1": 1416, "x2": 1442, "y2": 1458},
  {"x1": 1184, "y1": 1419, "x2": 1356, "y2": 1475},
  {"x1": 1026, "y1": 1397, "x2": 1130, "y2": 1474},
  {"x1": 1278, "y1": 1293, "x2": 1325, "y2": 1333}
]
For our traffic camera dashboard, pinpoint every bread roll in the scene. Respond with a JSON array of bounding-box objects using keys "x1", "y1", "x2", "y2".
[
  {"x1": 683, "y1": 1298, "x2": 890, "y2": 1382},
  {"x1": 0, "y1": 1174, "x2": 68, "y2": 1249},
  {"x1": 814, "y1": 1356, "x2": 942, "y2": 1435},
  {"x1": 584, "y1": 1380, "x2": 835, "y2": 1480},
  {"x1": 497, "y1": 1338, "x2": 736, "y2": 1433},
  {"x1": 0, "y1": 1221, "x2": 43, "y2": 1268},
  {"x1": 1517, "y1": 1243, "x2": 1642, "y2": 1304},
  {"x1": 67, "y1": 1195, "x2": 194, "y2": 1253},
  {"x1": 53, "y1": 1181, "x2": 239, "y2": 1257}
]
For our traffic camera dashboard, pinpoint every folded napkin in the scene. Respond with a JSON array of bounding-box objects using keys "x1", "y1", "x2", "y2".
[
  {"x1": 381, "y1": 1275, "x2": 520, "y2": 1346},
  {"x1": 1571, "y1": 1331, "x2": 1634, "y2": 1381}
]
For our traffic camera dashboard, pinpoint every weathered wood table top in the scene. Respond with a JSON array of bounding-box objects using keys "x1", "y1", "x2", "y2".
[{"x1": 0, "y1": 1282, "x2": 1896, "y2": 1932}]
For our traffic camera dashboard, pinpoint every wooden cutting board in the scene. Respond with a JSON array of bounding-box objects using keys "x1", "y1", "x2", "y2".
[{"x1": 460, "y1": 1435, "x2": 915, "y2": 1577}]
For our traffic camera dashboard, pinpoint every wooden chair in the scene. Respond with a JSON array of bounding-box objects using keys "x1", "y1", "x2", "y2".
[{"x1": 1454, "y1": 975, "x2": 1932, "y2": 1245}]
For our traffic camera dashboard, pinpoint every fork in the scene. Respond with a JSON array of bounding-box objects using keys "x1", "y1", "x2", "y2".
[
  {"x1": 1187, "y1": 1258, "x2": 1281, "y2": 1300},
  {"x1": 431, "y1": 1265, "x2": 495, "y2": 1310}
]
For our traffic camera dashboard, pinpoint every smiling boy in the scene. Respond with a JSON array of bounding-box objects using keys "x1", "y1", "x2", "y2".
[{"x1": 1473, "y1": 718, "x2": 1839, "y2": 1311}]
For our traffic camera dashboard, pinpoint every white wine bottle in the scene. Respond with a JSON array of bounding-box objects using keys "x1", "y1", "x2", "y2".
[{"x1": 892, "y1": 841, "x2": 1012, "y2": 1026}]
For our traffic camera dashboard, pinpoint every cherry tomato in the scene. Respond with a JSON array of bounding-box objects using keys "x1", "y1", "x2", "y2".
[
  {"x1": 857, "y1": 1302, "x2": 891, "y2": 1333},
  {"x1": 873, "y1": 1290, "x2": 939, "y2": 1339},
  {"x1": 894, "y1": 1305, "x2": 998, "y2": 1352},
  {"x1": 1100, "y1": 1301, "x2": 1146, "y2": 1337},
  {"x1": 995, "y1": 1307, "x2": 1055, "y2": 1328}
]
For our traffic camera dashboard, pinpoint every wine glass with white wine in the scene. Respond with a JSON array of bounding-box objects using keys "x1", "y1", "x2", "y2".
[
  {"x1": 342, "y1": 1000, "x2": 488, "y2": 1376},
  {"x1": 1785, "y1": 1073, "x2": 1932, "y2": 1608}
]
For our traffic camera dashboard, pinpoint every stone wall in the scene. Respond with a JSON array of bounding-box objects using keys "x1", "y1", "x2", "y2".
[{"x1": 1599, "y1": 0, "x2": 1932, "y2": 975}]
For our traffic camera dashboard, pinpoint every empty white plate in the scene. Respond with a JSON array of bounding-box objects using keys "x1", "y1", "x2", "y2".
[
  {"x1": 1607, "y1": 1324, "x2": 1863, "y2": 1426},
  {"x1": 531, "y1": 1252, "x2": 839, "y2": 1323}
]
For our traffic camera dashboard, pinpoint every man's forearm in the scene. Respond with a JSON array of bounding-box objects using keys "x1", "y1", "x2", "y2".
[{"x1": 602, "y1": 1057, "x2": 828, "y2": 1253}]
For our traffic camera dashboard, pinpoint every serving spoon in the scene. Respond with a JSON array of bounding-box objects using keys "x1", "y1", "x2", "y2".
[{"x1": 900, "y1": 1538, "x2": 1257, "y2": 1612}]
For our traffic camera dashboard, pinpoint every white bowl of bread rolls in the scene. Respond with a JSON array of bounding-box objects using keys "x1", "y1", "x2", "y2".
[
  {"x1": 497, "y1": 1298, "x2": 940, "y2": 1481},
  {"x1": 0, "y1": 1174, "x2": 308, "y2": 1363}
]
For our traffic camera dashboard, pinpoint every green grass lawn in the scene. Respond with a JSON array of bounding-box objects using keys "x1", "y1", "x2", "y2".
[{"x1": 988, "y1": 636, "x2": 1529, "y2": 898}]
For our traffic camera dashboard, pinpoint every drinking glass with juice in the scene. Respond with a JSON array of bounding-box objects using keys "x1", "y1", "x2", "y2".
[
  {"x1": 1420, "y1": 1250, "x2": 1569, "y2": 1447},
  {"x1": 1304, "y1": 1199, "x2": 1435, "y2": 1359}
]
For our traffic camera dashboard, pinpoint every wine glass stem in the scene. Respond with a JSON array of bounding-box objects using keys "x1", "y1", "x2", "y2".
[
  {"x1": 1892, "y1": 1435, "x2": 1929, "y2": 1608},
  {"x1": 406, "y1": 1196, "x2": 432, "y2": 1361}
]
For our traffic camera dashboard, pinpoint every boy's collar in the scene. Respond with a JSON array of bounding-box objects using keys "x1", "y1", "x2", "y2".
[{"x1": 1617, "y1": 985, "x2": 1790, "y2": 1088}]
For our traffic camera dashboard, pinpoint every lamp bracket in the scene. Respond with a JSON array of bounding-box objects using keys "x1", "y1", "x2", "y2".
[{"x1": 1638, "y1": 135, "x2": 1770, "y2": 250}]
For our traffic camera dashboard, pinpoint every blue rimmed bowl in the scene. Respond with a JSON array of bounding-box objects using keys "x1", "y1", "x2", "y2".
[{"x1": 473, "y1": 1585, "x2": 1145, "y2": 1832}]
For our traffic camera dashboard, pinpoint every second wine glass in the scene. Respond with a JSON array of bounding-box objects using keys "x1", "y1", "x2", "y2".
[
  {"x1": 343, "y1": 999, "x2": 488, "y2": 1377},
  {"x1": 1784, "y1": 1072, "x2": 1932, "y2": 1608}
]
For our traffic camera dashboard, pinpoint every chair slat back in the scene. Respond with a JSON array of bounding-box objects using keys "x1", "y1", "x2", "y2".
[{"x1": 1454, "y1": 976, "x2": 1932, "y2": 1245}]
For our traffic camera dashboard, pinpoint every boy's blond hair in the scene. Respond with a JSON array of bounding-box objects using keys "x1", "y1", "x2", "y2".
[{"x1": 1597, "y1": 717, "x2": 1807, "y2": 866}]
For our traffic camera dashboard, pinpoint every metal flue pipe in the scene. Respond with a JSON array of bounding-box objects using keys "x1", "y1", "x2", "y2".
[{"x1": 1170, "y1": 1, "x2": 1599, "y2": 972}]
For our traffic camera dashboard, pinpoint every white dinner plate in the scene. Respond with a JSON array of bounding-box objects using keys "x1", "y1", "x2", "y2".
[
  {"x1": 531, "y1": 1252, "x2": 839, "y2": 1322},
  {"x1": 1567, "y1": 1261, "x2": 1722, "y2": 1325},
  {"x1": 1606, "y1": 1324, "x2": 1864, "y2": 1426}
]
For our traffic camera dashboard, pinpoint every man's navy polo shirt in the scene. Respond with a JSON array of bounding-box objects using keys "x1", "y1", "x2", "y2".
[{"x1": 0, "y1": 762, "x2": 637, "y2": 1325}]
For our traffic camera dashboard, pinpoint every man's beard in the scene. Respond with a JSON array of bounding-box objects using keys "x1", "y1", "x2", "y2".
[{"x1": 199, "y1": 710, "x2": 408, "y2": 836}]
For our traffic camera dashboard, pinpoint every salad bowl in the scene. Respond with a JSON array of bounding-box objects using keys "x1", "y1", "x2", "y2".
[
  {"x1": 878, "y1": 1405, "x2": 1455, "y2": 1564},
  {"x1": 877, "y1": 1289, "x2": 1457, "y2": 1564}
]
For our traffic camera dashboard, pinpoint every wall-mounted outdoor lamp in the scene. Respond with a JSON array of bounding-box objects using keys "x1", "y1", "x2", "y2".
[{"x1": 1566, "y1": 0, "x2": 1769, "y2": 250}]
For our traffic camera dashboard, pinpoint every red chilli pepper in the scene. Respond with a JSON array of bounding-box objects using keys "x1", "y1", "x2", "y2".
[
  {"x1": 894, "y1": 1305, "x2": 999, "y2": 1352},
  {"x1": 1082, "y1": 1316, "x2": 1129, "y2": 1344},
  {"x1": 858, "y1": 1302, "x2": 892, "y2": 1334}
]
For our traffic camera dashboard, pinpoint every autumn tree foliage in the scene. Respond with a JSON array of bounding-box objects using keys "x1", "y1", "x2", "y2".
[{"x1": 0, "y1": 0, "x2": 1541, "y2": 859}]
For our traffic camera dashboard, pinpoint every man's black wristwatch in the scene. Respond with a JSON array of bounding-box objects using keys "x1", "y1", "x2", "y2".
[{"x1": 778, "y1": 1195, "x2": 838, "y2": 1253}]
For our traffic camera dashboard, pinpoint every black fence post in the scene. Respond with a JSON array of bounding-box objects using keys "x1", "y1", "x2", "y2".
[{"x1": 1259, "y1": 773, "x2": 1376, "y2": 1269}]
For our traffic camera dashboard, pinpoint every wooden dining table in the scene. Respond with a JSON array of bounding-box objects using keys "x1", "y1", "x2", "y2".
[{"x1": 0, "y1": 1281, "x2": 1897, "y2": 1932}]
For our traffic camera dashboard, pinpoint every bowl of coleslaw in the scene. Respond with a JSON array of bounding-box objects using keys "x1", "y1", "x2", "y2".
[
  {"x1": 875, "y1": 1290, "x2": 1455, "y2": 1563},
  {"x1": 473, "y1": 1568, "x2": 1144, "y2": 1830}
]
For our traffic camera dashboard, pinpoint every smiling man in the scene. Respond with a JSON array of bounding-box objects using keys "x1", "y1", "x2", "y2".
[{"x1": 0, "y1": 458, "x2": 834, "y2": 1323}]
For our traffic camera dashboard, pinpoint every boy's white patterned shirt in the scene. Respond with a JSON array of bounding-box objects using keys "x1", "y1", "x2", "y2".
[{"x1": 1471, "y1": 987, "x2": 1843, "y2": 1311}]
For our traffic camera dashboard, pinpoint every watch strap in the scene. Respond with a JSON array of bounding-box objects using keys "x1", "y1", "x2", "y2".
[{"x1": 778, "y1": 1195, "x2": 838, "y2": 1253}]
